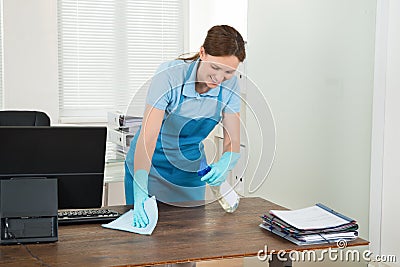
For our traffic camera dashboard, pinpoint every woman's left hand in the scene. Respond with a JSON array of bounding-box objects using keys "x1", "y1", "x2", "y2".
[{"x1": 200, "y1": 152, "x2": 240, "y2": 186}]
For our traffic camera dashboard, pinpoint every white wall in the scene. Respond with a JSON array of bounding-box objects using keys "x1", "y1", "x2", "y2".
[
  {"x1": 376, "y1": 0, "x2": 400, "y2": 263},
  {"x1": 246, "y1": 0, "x2": 376, "y2": 239},
  {"x1": 2, "y1": 0, "x2": 59, "y2": 123},
  {"x1": 188, "y1": 0, "x2": 248, "y2": 52}
]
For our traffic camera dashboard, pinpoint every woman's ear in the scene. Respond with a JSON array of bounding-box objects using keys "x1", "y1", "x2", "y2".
[{"x1": 199, "y1": 46, "x2": 206, "y2": 60}]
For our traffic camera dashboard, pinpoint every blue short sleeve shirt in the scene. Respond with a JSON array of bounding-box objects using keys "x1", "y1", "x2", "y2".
[{"x1": 146, "y1": 59, "x2": 241, "y2": 118}]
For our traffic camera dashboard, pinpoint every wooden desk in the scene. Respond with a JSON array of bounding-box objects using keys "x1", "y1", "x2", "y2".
[{"x1": 0, "y1": 197, "x2": 368, "y2": 266}]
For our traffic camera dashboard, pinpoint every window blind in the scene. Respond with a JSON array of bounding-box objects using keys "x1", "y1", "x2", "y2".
[{"x1": 58, "y1": 0, "x2": 184, "y2": 122}]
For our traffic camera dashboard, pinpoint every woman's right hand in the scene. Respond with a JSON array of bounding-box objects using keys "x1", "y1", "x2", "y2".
[
  {"x1": 131, "y1": 105, "x2": 164, "y2": 228},
  {"x1": 133, "y1": 170, "x2": 149, "y2": 228}
]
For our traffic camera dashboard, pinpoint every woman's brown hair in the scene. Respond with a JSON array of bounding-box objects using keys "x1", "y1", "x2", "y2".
[{"x1": 178, "y1": 25, "x2": 246, "y2": 62}]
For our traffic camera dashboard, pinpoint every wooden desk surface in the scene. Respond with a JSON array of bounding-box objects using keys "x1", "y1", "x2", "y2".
[{"x1": 0, "y1": 197, "x2": 368, "y2": 266}]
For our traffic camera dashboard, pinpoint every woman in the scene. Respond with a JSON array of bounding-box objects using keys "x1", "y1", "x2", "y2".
[{"x1": 125, "y1": 25, "x2": 246, "y2": 229}]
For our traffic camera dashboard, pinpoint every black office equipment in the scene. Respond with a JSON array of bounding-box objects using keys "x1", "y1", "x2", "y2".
[
  {"x1": 0, "y1": 178, "x2": 58, "y2": 244},
  {"x1": 0, "y1": 110, "x2": 50, "y2": 126},
  {"x1": 58, "y1": 208, "x2": 120, "y2": 224},
  {"x1": 0, "y1": 126, "x2": 118, "y2": 224}
]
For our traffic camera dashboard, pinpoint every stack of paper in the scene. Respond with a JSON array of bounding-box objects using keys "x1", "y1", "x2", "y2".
[
  {"x1": 107, "y1": 111, "x2": 142, "y2": 156},
  {"x1": 108, "y1": 111, "x2": 142, "y2": 134},
  {"x1": 259, "y1": 203, "x2": 358, "y2": 246}
]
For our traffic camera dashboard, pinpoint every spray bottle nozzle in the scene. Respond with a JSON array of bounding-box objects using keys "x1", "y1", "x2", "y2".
[{"x1": 197, "y1": 157, "x2": 211, "y2": 177}]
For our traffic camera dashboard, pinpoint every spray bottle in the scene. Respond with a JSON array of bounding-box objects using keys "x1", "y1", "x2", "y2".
[{"x1": 198, "y1": 157, "x2": 240, "y2": 213}]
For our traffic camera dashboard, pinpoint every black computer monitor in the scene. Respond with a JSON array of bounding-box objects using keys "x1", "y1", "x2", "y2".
[{"x1": 0, "y1": 126, "x2": 107, "y2": 209}]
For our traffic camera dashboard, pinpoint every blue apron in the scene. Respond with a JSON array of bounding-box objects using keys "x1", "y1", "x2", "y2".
[{"x1": 125, "y1": 61, "x2": 223, "y2": 205}]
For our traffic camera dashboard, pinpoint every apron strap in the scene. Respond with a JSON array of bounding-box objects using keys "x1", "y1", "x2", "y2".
[{"x1": 175, "y1": 61, "x2": 196, "y2": 113}]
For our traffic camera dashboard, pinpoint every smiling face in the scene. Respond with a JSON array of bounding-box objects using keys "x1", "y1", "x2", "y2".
[{"x1": 196, "y1": 47, "x2": 240, "y2": 91}]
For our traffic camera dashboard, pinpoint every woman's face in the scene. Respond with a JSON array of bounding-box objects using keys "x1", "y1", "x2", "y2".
[{"x1": 198, "y1": 47, "x2": 240, "y2": 89}]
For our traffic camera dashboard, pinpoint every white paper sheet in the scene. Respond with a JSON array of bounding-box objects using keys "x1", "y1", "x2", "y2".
[
  {"x1": 102, "y1": 196, "x2": 158, "y2": 235},
  {"x1": 270, "y1": 205, "x2": 349, "y2": 230}
]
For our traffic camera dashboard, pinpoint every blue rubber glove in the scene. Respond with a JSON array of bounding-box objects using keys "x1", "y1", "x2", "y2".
[
  {"x1": 200, "y1": 152, "x2": 240, "y2": 186},
  {"x1": 133, "y1": 169, "x2": 149, "y2": 228}
]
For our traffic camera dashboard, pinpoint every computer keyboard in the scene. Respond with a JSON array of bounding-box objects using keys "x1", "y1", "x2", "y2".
[{"x1": 58, "y1": 208, "x2": 122, "y2": 224}]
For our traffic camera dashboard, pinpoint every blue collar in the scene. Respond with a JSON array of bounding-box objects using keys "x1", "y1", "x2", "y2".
[{"x1": 182, "y1": 59, "x2": 220, "y2": 98}]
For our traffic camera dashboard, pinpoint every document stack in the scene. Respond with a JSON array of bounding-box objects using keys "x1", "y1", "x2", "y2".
[
  {"x1": 107, "y1": 111, "x2": 142, "y2": 156},
  {"x1": 259, "y1": 203, "x2": 359, "y2": 246}
]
